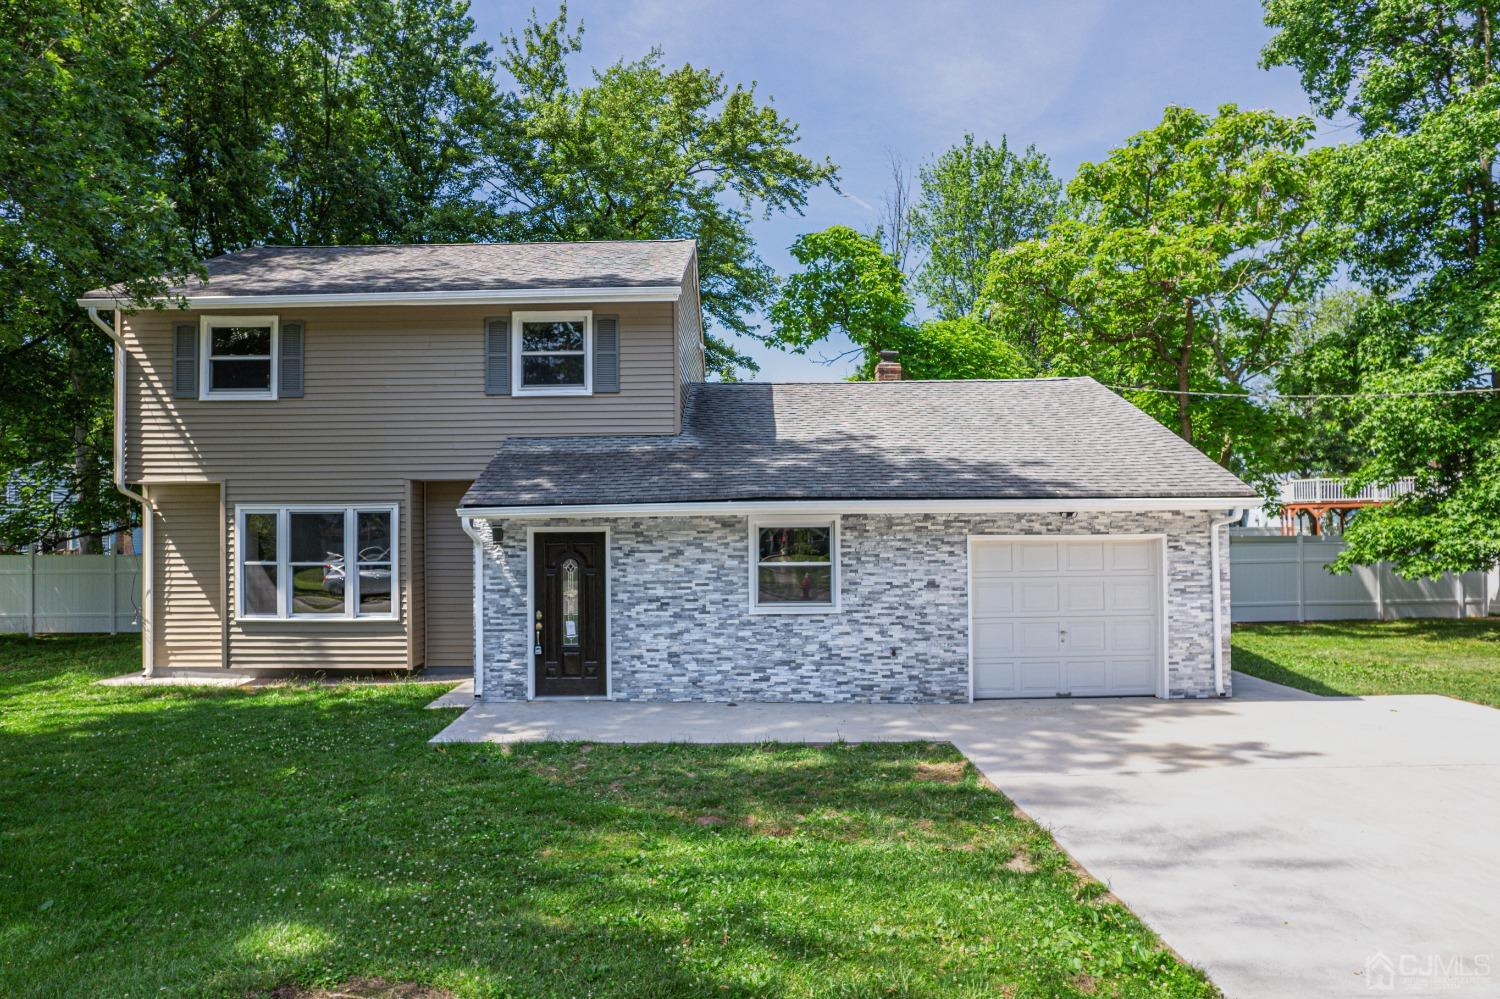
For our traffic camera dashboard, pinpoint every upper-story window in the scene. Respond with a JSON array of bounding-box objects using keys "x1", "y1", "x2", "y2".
[
  {"x1": 201, "y1": 315, "x2": 278, "y2": 400},
  {"x1": 512, "y1": 310, "x2": 591, "y2": 396}
]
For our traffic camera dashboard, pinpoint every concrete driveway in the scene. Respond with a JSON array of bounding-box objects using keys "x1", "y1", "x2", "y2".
[{"x1": 432, "y1": 677, "x2": 1500, "y2": 998}]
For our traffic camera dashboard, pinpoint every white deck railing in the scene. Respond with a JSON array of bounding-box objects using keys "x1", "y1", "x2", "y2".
[{"x1": 1282, "y1": 477, "x2": 1418, "y2": 503}]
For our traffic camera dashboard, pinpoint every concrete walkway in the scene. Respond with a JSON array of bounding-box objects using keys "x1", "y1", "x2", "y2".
[{"x1": 432, "y1": 677, "x2": 1500, "y2": 998}]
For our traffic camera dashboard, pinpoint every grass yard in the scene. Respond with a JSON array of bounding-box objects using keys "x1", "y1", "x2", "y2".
[
  {"x1": 0, "y1": 635, "x2": 1212, "y2": 998},
  {"x1": 1233, "y1": 618, "x2": 1500, "y2": 707}
]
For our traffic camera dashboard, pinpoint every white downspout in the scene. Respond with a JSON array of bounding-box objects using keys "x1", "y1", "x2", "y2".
[
  {"x1": 459, "y1": 515, "x2": 485, "y2": 699},
  {"x1": 88, "y1": 307, "x2": 154, "y2": 676},
  {"x1": 1209, "y1": 509, "x2": 1243, "y2": 697}
]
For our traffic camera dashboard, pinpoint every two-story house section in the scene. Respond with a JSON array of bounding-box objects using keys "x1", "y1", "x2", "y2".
[
  {"x1": 79, "y1": 241, "x2": 702, "y2": 676},
  {"x1": 81, "y1": 239, "x2": 1259, "y2": 702}
]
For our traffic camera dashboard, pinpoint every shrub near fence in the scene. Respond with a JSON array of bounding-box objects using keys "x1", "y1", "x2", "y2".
[
  {"x1": 1229, "y1": 535, "x2": 1492, "y2": 623},
  {"x1": 0, "y1": 555, "x2": 142, "y2": 634}
]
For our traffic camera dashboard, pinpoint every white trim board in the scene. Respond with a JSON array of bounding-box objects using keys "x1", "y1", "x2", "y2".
[
  {"x1": 77, "y1": 285, "x2": 682, "y2": 310},
  {"x1": 463, "y1": 497, "x2": 1253, "y2": 520}
]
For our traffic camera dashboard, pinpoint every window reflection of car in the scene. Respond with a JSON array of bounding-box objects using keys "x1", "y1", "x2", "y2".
[{"x1": 325, "y1": 546, "x2": 390, "y2": 597}]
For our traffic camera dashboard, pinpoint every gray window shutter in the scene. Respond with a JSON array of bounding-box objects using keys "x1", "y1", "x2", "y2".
[
  {"x1": 173, "y1": 323, "x2": 198, "y2": 398},
  {"x1": 279, "y1": 320, "x2": 304, "y2": 397},
  {"x1": 484, "y1": 316, "x2": 510, "y2": 395},
  {"x1": 594, "y1": 315, "x2": 620, "y2": 393}
]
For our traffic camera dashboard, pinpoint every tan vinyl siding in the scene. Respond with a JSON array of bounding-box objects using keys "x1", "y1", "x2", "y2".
[
  {"x1": 423, "y1": 481, "x2": 474, "y2": 667},
  {"x1": 150, "y1": 483, "x2": 223, "y2": 667},
  {"x1": 676, "y1": 259, "x2": 706, "y2": 398},
  {"x1": 408, "y1": 481, "x2": 425, "y2": 668},
  {"x1": 121, "y1": 301, "x2": 679, "y2": 485}
]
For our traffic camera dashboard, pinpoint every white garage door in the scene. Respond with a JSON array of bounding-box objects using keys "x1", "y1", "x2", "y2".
[{"x1": 971, "y1": 537, "x2": 1162, "y2": 698}]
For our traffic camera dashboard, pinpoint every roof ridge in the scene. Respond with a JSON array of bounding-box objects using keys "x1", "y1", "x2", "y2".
[
  {"x1": 231, "y1": 238, "x2": 697, "y2": 251},
  {"x1": 693, "y1": 376, "x2": 1095, "y2": 387}
]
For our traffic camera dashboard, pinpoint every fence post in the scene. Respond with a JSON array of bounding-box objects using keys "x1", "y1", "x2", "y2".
[
  {"x1": 26, "y1": 550, "x2": 35, "y2": 637},
  {"x1": 1295, "y1": 535, "x2": 1305, "y2": 623},
  {"x1": 110, "y1": 554, "x2": 120, "y2": 635},
  {"x1": 1375, "y1": 561, "x2": 1385, "y2": 621}
]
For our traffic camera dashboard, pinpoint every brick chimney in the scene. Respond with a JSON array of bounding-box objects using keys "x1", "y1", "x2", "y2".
[{"x1": 874, "y1": 349, "x2": 903, "y2": 382}]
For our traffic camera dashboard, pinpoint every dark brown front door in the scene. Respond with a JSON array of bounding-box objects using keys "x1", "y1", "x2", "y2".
[{"x1": 534, "y1": 532, "x2": 606, "y2": 696}]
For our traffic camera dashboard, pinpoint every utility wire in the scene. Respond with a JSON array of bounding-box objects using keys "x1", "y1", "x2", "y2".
[{"x1": 1105, "y1": 383, "x2": 1500, "y2": 400}]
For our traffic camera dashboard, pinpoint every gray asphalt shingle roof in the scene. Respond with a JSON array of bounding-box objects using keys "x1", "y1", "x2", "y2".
[
  {"x1": 463, "y1": 377, "x2": 1258, "y2": 509},
  {"x1": 79, "y1": 240, "x2": 696, "y2": 301}
]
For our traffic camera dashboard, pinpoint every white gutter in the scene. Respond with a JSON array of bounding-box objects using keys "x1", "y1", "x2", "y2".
[
  {"x1": 1209, "y1": 509, "x2": 1243, "y2": 697},
  {"x1": 75, "y1": 284, "x2": 682, "y2": 310},
  {"x1": 461, "y1": 496, "x2": 1262, "y2": 520},
  {"x1": 458, "y1": 516, "x2": 485, "y2": 699},
  {"x1": 86, "y1": 306, "x2": 154, "y2": 676}
]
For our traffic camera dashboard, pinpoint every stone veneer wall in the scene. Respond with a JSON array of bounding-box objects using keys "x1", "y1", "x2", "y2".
[{"x1": 477, "y1": 511, "x2": 1233, "y2": 703}]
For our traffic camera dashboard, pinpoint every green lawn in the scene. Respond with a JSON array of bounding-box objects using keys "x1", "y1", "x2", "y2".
[
  {"x1": 1233, "y1": 618, "x2": 1500, "y2": 706},
  {"x1": 0, "y1": 635, "x2": 1212, "y2": 998}
]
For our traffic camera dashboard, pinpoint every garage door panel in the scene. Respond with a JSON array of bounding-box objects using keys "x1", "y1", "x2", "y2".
[
  {"x1": 1019, "y1": 581, "x2": 1061, "y2": 613},
  {"x1": 974, "y1": 661, "x2": 1019, "y2": 697},
  {"x1": 1064, "y1": 618, "x2": 1107, "y2": 652},
  {"x1": 1109, "y1": 580, "x2": 1153, "y2": 612},
  {"x1": 973, "y1": 577, "x2": 1016, "y2": 614},
  {"x1": 1110, "y1": 541, "x2": 1154, "y2": 571},
  {"x1": 972, "y1": 620, "x2": 1015, "y2": 657},
  {"x1": 1107, "y1": 658, "x2": 1155, "y2": 691},
  {"x1": 1064, "y1": 659, "x2": 1108, "y2": 692},
  {"x1": 1018, "y1": 620, "x2": 1061, "y2": 654},
  {"x1": 1019, "y1": 660, "x2": 1061, "y2": 692},
  {"x1": 1018, "y1": 544, "x2": 1059, "y2": 572},
  {"x1": 1064, "y1": 580, "x2": 1106, "y2": 612},
  {"x1": 971, "y1": 543, "x2": 1014, "y2": 573},
  {"x1": 1109, "y1": 618, "x2": 1155, "y2": 654},
  {"x1": 1065, "y1": 542, "x2": 1105, "y2": 571}
]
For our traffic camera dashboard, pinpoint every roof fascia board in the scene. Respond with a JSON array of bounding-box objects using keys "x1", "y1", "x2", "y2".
[
  {"x1": 460, "y1": 497, "x2": 1255, "y2": 519},
  {"x1": 76, "y1": 284, "x2": 683, "y2": 310}
]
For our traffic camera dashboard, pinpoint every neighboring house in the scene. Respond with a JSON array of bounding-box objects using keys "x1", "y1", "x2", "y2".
[{"x1": 78, "y1": 240, "x2": 1258, "y2": 701}]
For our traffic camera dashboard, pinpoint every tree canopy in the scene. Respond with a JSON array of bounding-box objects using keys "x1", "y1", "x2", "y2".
[
  {"x1": 768, "y1": 225, "x2": 1031, "y2": 380},
  {"x1": 980, "y1": 105, "x2": 1338, "y2": 492},
  {"x1": 1264, "y1": 0, "x2": 1500, "y2": 574},
  {"x1": 909, "y1": 135, "x2": 1061, "y2": 320}
]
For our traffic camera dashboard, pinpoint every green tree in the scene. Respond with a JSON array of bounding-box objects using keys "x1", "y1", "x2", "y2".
[
  {"x1": 1, "y1": 0, "x2": 198, "y2": 551},
  {"x1": 909, "y1": 135, "x2": 1061, "y2": 319},
  {"x1": 1264, "y1": 0, "x2": 1500, "y2": 575},
  {"x1": 768, "y1": 226, "x2": 1032, "y2": 380},
  {"x1": 1, "y1": 0, "x2": 506, "y2": 551},
  {"x1": 1270, "y1": 291, "x2": 1376, "y2": 478},
  {"x1": 981, "y1": 105, "x2": 1338, "y2": 491},
  {"x1": 487, "y1": 8, "x2": 839, "y2": 377}
]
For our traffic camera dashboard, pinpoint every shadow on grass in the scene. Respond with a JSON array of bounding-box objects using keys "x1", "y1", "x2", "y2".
[{"x1": 1231, "y1": 646, "x2": 1350, "y2": 697}]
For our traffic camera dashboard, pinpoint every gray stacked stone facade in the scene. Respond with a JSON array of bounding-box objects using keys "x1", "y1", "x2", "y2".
[{"x1": 477, "y1": 510, "x2": 1234, "y2": 703}]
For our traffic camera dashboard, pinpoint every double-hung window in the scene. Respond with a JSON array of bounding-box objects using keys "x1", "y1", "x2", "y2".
[
  {"x1": 512, "y1": 310, "x2": 591, "y2": 395},
  {"x1": 236, "y1": 505, "x2": 398, "y2": 620},
  {"x1": 750, "y1": 518, "x2": 840, "y2": 613},
  {"x1": 201, "y1": 315, "x2": 278, "y2": 399}
]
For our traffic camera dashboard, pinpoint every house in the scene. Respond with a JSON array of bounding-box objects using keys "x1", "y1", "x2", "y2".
[{"x1": 78, "y1": 240, "x2": 1258, "y2": 701}]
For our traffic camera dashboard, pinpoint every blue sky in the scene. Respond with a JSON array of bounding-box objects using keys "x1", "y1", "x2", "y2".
[{"x1": 468, "y1": 1, "x2": 1321, "y2": 381}]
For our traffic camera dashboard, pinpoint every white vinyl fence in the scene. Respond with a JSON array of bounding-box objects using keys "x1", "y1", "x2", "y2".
[
  {"x1": 1230, "y1": 535, "x2": 1493, "y2": 623},
  {"x1": 0, "y1": 554, "x2": 142, "y2": 634}
]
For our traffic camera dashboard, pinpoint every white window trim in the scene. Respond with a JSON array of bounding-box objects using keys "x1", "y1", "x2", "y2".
[
  {"x1": 511, "y1": 310, "x2": 592, "y2": 396},
  {"x1": 748, "y1": 515, "x2": 841, "y2": 615},
  {"x1": 235, "y1": 504, "x2": 399, "y2": 622},
  {"x1": 200, "y1": 315, "x2": 279, "y2": 400}
]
